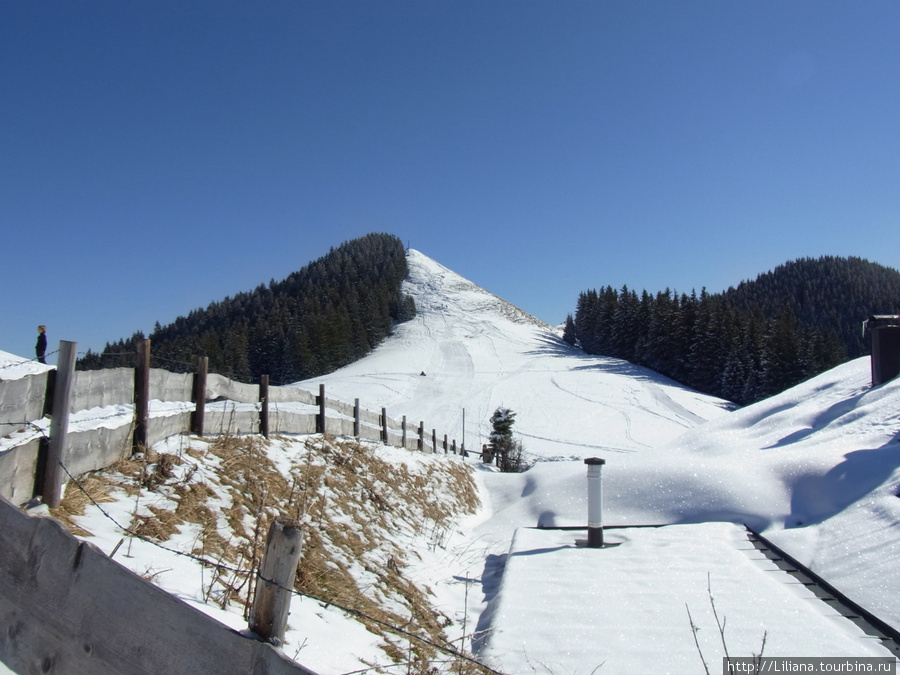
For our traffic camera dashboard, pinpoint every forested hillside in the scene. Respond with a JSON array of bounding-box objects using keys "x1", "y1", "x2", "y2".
[
  {"x1": 572, "y1": 256, "x2": 900, "y2": 405},
  {"x1": 724, "y1": 256, "x2": 900, "y2": 358},
  {"x1": 79, "y1": 233, "x2": 416, "y2": 383}
]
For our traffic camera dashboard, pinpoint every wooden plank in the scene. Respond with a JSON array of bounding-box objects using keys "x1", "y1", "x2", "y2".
[
  {"x1": 317, "y1": 385, "x2": 325, "y2": 434},
  {"x1": 191, "y1": 356, "x2": 208, "y2": 437},
  {"x1": 133, "y1": 339, "x2": 150, "y2": 451},
  {"x1": 260, "y1": 374, "x2": 270, "y2": 439},
  {"x1": 44, "y1": 340, "x2": 76, "y2": 508},
  {"x1": 0, "y1": 496, "x2": 316, "y2": 674}
]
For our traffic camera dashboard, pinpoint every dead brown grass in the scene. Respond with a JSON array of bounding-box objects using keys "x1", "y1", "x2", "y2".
[
  {"x1": 286, "y1": 437, "x2": 486, "y2": 672},
  {"x1": 51, "y1": 432, "x2": 488, "y2": 673},
  {"x1": 50, "y1": 473, "x2": 118, "y2": 536}
]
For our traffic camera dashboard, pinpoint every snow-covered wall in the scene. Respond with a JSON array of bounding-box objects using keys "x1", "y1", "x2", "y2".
[
  {"x1": 72, "y1": 367, "x2": 135, "y2": 411},
  {"x1": 0, "y1": 438, "x2": 40, "y2": 505},
  {"x1": 150, "y1": 368, "x2": 194, "y2": 403},
  {"x1": 0, "y1": 371, "x2": 49, "y2": 437},
  {"x1": 0, "y1": 367, "x2": 455, "y2": 505}
]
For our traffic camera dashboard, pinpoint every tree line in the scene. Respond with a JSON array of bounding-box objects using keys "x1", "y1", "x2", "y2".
[
  {"x1": 568, "y1": 256, "x2": 900, "y2": 405},
  {"x1": 78, "y1": 233, "x2": 416, "y2": 384}
]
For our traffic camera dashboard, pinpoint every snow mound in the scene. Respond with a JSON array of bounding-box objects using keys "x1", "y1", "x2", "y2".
[{"x1": 0, "y1": 349, "x2": 53, "y2": 380}]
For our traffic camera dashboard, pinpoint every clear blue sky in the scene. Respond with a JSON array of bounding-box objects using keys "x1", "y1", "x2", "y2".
[{"x1": 3, "y1": 1, "x2": 899, "y2": 363}]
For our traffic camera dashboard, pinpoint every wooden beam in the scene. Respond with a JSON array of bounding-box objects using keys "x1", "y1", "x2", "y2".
[
  {"x1": 191, "y1": 356, "x2": 208, "y2": 437},
  {"x1": 249, "y1": 518, "x2": 304, "y2": 645},
  {"x1": 133, "y1": 339, "x2": 150, "y2": 451},
  {"x1": 259, "y1": 374, "x2": 270, "y2": 439},
  {"x1": 43, "y1": 340, "x2": 76, "y2": 508}
]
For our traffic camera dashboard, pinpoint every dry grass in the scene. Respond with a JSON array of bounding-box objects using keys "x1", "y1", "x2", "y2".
[
  {"x1": 289, "y1": 437, "x2": 484, "y2": 673},
  {"x1": 50, "y1": 473, "x2": 117, "y2": 536},
  {"x1": 51, "y1": 432, "x2": 488, "y2": 673}
]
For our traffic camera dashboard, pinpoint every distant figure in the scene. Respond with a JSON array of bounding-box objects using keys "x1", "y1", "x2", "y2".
[
  {"x1": 35, "y1": 325, "x2": 47, "y2": 364},
  {"x1": 481, "y1": 444, "x2": 492, "y2": 463}
]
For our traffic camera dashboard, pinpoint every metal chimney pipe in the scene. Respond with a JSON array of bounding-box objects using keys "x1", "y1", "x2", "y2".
[{"x1": 584, "y1": 457, "x2": 606, "y2": 548}]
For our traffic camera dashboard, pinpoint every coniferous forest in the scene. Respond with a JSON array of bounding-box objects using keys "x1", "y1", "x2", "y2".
[
  {"x1": 80, "y1": 236, "x2": 899, "y2": 408},
  {"x1": 570, "y1": 256, "x2": 900, "y2": 405},
  {"x1": 78, "y1": 233, "x2": 416, "y2": 384}
]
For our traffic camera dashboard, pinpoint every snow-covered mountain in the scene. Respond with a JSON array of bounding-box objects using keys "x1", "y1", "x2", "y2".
[
  {"x1": 295, "y1": 250, "x2": 734, "y2": 460},
  {"x1": 292, "y1": 250, "x2": 900, "y2": 667},
  {"x1": 3, "y1": 249, "x2": 899, "y2": 673}
]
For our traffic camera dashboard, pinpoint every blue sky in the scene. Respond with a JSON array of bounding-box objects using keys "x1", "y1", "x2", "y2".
[{"x1": 3, "y1": 1, "x2": 899, "y2": 363}]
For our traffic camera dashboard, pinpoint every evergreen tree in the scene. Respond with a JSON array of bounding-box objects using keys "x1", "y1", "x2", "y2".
[
  {"x1": 571, "y1": 255, "x2": 894, "y2": 405},
  {"x1": 489, "y1": 407, "x2": 524, "y2": 473},
  {"x1": 562, "y1": 314, "x2": 577, "y2": 346},
  {"x1": 77, "y1": 233, "x2": 416, "y2": 383}
]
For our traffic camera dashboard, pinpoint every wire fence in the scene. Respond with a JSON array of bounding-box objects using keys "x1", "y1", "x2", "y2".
[
  {"x1": 20, "y1": 420, "x2": 502, "y2": 675},
  {"x1": 0, "y1": 349, "x2": 59, "y2": 371}
]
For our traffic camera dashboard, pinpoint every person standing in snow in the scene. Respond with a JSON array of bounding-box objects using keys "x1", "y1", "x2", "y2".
[{"x1": 35, "y1": 325, "x2": 47, "y2": 364}]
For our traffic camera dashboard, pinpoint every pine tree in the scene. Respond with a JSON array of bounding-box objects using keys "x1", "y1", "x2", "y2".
[
  {"x1": 562, "y1": 314, "x2": 577, "y2": 346},
  {"x1": 77, "y1": 233, "x2": 416, "y2": 383},
  {"x1": 489, "y1": 407, "x2": 524, "y2": 473}
]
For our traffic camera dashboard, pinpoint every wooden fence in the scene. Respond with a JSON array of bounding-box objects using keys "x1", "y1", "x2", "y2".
[{"x1": 0, "y1": 339, "x2": 467, "y2": 507}]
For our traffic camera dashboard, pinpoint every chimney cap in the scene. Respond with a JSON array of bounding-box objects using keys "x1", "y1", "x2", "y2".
[{"x1": 584, "y1": 457, "x2": 606, "y2": 465}]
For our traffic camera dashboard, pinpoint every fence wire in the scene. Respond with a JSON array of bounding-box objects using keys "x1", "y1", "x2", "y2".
[
  {"x1": 0, "y1": 350, "x2": 59, "y2": 371},
  {"x1": 15, "y1": 422, "x2": 502, "y2": 675}
]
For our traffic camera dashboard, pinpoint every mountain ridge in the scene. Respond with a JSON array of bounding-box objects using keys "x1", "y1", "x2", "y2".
[
  {"x1": 294, "y1": 249, "x2": 733, "y2": 460},
  {"x1": 574, "y1": 254, "x2": 900, "y2": 404}
]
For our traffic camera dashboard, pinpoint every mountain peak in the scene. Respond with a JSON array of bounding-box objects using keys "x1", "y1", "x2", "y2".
[
  {"x1": 302, "y1": 249, "x2": 731, "y2": 460},
  {"x1": 405, "y1": 249, "x2": 550, "y2": 329}
]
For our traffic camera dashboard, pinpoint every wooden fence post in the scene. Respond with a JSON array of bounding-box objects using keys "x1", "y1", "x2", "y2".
[
  {"x1": 317, "y1": 384, "x2": 325, "y2": 434},
  {"x1": 381, "y1": 407, "x2": 388, "y2": 445},
  {"x1": 432, "y1": 429, "x2": 437, "y2": 455},
  {"x1": 259, "y1": 374, "x2": 269, "y2": 439},
  {"x1": 249, "y1": 517, "x2": 304, "y2": 645},
  {"x1": 452, "y1": 439, "x2": 457, "y2": 455},
  {"x1": 401, "y1": 416, "x2": 407, "y2": 449},
  {"x1": 191, "y1": 356, "x2": 208, "y2": 437},
  {"x1": 133, "y1": 339, "x2": 151, "y2": 452},
  {"x1": 417, "y1": 421, "x2": 424, "y2": 451},
  {"x1": 43, "y1": 340, "x2": 76, "y2": 508},
  {"x1": 354, "y1": 398, "x2": 360, "y2": 438},
  {"x1": 443, "y1": 434, "x2": 448, "y2": 454},
  {"x1": 33, "y1": 371, "x2": 57, "y2": 498}
]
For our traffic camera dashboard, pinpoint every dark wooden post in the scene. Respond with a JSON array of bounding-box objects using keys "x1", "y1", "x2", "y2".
[
  {"x1": 401, "y1": 415, "x2": 407, "y2": 449},
  {"x1": 316, "y1": 384, "x2": 325, "y2": 434},
  {"x1": 417, "y1": 421, "x2": 424, "y2": 451},
  {"x1": 432, "y1": 429, "x2": 437, "y2": 454},
  {"x1": 43, "y1": 340, "x2": 76, "y2": 508},
  {"x1": 133, "y1": 339, "x2": 151, "y2": 451},
  {"x1": 249, "y1": 517, "x2": 304, "y2": 645},
  {"x1": 34, "y1": 371, "x2": 56, "y2": 498},
  {"x1": 451, "y1": 439, "x2": 457, "y2": 455},
  {"x1": 443, "y1": 434, "x2": 448, "y2": 454},
  {"x1": 191, "y1": 355, "x2": 208, "y2": 437},
  {"x1": 41, "y1": 368, "x2": 56, "y2": 418},
  {"x1": 259, "y1": 374, "x2": 269, "y2": 439},
  {"x1": 461, "y1": 408, "x2": 466, "y2": 456},
  {"x1": 354, "y1": 398, "x2": 360, "y2": 438},
  {"x1": 381, "y1": 407, "x2": 388, "y2": 445}
]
